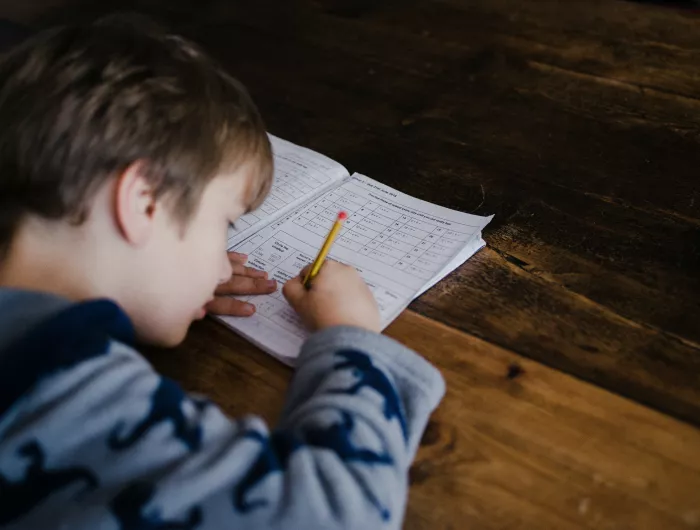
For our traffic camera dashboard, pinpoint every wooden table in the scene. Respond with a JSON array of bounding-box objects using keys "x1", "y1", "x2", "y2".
[{"x1": 7, "y1": 0, "x2": 700, "y2": 527}]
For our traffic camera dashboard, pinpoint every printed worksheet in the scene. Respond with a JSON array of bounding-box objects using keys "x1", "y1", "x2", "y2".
[
  {"x1": 227, "y1": 135, "x2": 349, "y2": 248},
  {"x1": 218, "y1": 173, "x2": 492, "y2": 363}
]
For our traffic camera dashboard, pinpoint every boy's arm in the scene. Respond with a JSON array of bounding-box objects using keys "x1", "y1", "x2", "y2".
[
  {"x1": 265, "y1": 325, "x2": 445, "y2": 526},
  {"x1": 1, "y1": 323, "x2": 442, "y2": 530},
  {"x1": 166, "y1": 326, "x2": 442, "y2": 529},
  {"x1": 169, "y1": 325, "x2": 441, "y2": 529},
  {"x1": 180, "y1": 325, "x2": 443, "y2": 529}
]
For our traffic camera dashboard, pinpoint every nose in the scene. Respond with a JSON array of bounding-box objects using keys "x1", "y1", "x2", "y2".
[{"x1": 219, "y1": 252, "x2": 233, "y2": 284}]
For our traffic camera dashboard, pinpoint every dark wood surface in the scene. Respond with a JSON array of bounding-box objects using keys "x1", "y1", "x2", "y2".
[{"x1": 4, "y1": 0, "x2": 700, "y2": 527}]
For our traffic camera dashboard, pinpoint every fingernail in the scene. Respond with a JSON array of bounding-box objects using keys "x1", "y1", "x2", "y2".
[
  {"x1": 266, "y1": 280, "x2": 277, "y2": 288},
  {"x1": 244, "y1": 303, "x2": 255, "y2": 315}
]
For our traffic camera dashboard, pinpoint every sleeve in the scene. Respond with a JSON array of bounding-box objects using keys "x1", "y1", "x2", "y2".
[{"x1": 0, "y1": 326, "x2": 445, "y2": 530}]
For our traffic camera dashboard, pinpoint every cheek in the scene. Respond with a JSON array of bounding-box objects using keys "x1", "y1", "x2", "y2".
[
  {"x1": 176, "y1": 215, "x2": 229, "y2": 293},
  {"x1": 193, "y1": 232, "x2": 228, "y2": 283}
]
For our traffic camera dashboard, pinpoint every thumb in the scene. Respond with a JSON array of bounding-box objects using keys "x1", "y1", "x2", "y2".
[
  {"x1": 298, "y1": 264, "x2": 312, "y2": 279},
  {"x1": 282, "y1": 268, "x2": 309, "y2": 308}
]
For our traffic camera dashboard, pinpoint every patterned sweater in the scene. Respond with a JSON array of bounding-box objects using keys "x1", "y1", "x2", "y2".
[{"x1": 0, "y1": 288, "x2": 445, "y2": 529}]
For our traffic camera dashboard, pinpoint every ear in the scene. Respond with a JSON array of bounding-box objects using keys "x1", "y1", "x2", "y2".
[{"x1": 114, "y1": 161, "x2": 158, "y2": 246}]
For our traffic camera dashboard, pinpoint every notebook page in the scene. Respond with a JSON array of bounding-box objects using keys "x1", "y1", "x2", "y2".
[
  {"x1": 217, "y1": 174, "x2": 492, "y2": 363},
  {"x1": 416, "y1": 232, "x2": 487, "y2": 297},
  {"x1": 227, "y1": 134, "x2": 349, "y2": 248}
]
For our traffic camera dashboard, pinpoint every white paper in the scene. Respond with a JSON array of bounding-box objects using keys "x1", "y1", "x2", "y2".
[
  {"x1": 227, "y1": 134, "x2": 349, "y2": 248},
  {"x1": 217, "y1": 173, "x2": 493, "y2": 363}
]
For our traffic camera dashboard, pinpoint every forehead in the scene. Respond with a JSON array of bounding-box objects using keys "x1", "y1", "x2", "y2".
[
  {"x1": 208, "y1": 158, "x2": 267, "y2": 212},
  {"x1": 233, "y1": 154, "x2": 273, "y2": 213}
]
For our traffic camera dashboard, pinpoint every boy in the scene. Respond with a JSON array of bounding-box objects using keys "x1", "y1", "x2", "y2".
[{"x1": 0, "y1": 15, "x2": 445, "y2": 530}]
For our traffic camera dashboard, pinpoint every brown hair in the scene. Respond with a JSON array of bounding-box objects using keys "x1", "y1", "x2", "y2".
[{"x1": 0, "y1": 14, "x2": 272, "y2": 257}]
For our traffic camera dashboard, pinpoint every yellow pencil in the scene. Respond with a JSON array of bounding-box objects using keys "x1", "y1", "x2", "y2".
[{"x1": 303, "y1": 211, "x2": 348, "y2": 287}]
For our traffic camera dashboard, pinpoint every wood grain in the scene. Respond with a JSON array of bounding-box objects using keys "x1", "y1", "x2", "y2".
[
  {"x1": 203, "y1": 0, "x2": 700, "y2": 425},
  {"x1": 146, "y1": 312, "x2": 700, "y2": 530},
  {"x1": 14, "y1": 0, "x2": 700, "y2": 426},
  {"x1": 2, "y1": 0, "x2": 700, "y2": 526}
]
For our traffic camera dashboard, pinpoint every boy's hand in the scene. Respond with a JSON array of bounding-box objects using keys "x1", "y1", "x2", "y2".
[
  {"x1": 283, "y1": 260, "x2": 381, "y2": 332},
  {"x1": 205, "y1": 252, "x2": 276, "y2": 316}
]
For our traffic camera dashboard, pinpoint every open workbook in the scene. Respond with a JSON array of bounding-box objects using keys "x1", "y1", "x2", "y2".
[{"x1": 217, "y1": 135, "x2": 493, "y2": 365}]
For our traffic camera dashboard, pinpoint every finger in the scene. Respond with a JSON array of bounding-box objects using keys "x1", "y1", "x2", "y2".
[
  {"x1": 228, "y1": 252, "x2": 248, "y2": 264},
  {"x1": 230, "y1": 262, "x2": 268, "y2": 279},
  {"x1": 282, "y1": 274, "x2": 306, "y2": 309},
  {"x1": 205, "y1": 297, "x2": 256, "y2": 317},
  {"x1": 298, "y1": 261, "x2": 334, "y2": 284},
  {"x1": 216, "y1": 276, "x2": 277, "y2": 296},
  {"x1": 298, "y1": 264, "x2": 312, "y2": 279}
]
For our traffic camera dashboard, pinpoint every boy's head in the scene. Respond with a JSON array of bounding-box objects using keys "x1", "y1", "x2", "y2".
[{"x1": 0, "y1": 15, "x2": 272, "y2": 346}]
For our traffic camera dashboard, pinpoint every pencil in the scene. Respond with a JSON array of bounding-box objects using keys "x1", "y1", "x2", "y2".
[{"x1": 303, "y1": 211, "x2": 348, "y2": 287}]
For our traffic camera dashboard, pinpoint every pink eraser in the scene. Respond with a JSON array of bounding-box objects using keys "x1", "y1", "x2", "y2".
[{"x1": 338, "y1": 211, "x2": 348, "y2": 220}]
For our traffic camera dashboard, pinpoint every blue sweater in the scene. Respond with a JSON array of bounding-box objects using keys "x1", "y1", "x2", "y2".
[{"x1": 0, "y1": 288, "x2": 444, "y2": 529}]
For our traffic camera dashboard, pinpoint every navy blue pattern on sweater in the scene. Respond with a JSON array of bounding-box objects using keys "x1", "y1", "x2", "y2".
[{"x1": 0, "y1": 289, "x2": 444, "y2": 529}]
